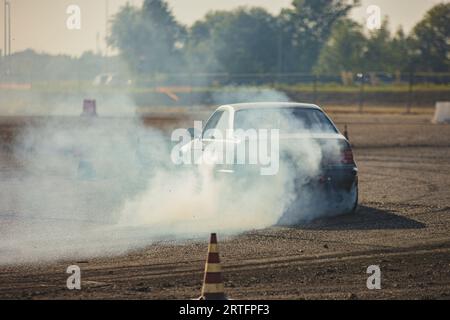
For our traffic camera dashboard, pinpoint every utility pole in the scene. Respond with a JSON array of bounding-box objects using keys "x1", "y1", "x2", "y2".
[
  {"x1": 105, "y1": 0, "x2": 109, "y2": 57},
  {"x1": 4, "y1": 0, "x2": 9, "y2": 57},
  {"x1": 276, "y1": 25, "x2": 283, "y2": 84},
  {"x1": 3, "y1": 0, "x2": 11, "y2": 77},
  {"x1": 407, "y1": 71, "x2": 414, "y2": 114},
  {"x1": 96, "y1": 32, "x2": 100, "y2": 55},
  {"x1": 4, "y1": 0, "x2": 6, "y2": 57},
  {"x1": 8, "y1": 0, "x2": 10, "y2": 56},
  {"x1": 3, "y1": 0, "x2": 11, "y2": 56},
  {"x1": 358, "y1": 73, "x2": 364, "y2": 113}
]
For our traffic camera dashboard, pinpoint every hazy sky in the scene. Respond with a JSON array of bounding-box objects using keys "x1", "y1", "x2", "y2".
[{"x1": 0, "y1": 0, "x2": 445, "y2": 56}]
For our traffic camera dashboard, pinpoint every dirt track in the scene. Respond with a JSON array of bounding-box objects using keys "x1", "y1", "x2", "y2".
[{"x1": 0, "y1": 112, "x2": 449, "y2": 300}]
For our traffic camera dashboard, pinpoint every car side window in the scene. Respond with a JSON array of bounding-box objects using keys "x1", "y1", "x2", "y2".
[
  {"x1": 309, "y1": 110, "x2": 338, "y2": 133},
  {"x1": 203, "y1": 111, "x2": 224, "y2": 139},
  {"x1": 214, "y1": 110, "x2": 230, "y2": 138}
]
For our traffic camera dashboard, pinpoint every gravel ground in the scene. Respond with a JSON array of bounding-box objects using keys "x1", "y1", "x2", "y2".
[{"x1": 0, "y1": 112, "x2": 449, "y2": 300}]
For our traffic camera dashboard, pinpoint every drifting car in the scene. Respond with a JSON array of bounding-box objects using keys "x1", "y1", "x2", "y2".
[{"x1": 183, "y1": 102, "x2": 358, "y2": 223}]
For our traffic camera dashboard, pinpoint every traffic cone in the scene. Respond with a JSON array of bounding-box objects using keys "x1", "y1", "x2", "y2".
[
  {"x1": 199, "y1": 233, "x2": 227, "y2": 300},
  {"x1": 81, "y1": 99, "x2": 97, "y2": 117}
]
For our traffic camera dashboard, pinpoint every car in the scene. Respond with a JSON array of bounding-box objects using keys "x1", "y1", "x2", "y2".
[
  {"x1": 183, "y1": 102, "x2": 358, "y2": 223},
  {"x1": 93, "y1": 73, "x2": 132, "y2": 87}
]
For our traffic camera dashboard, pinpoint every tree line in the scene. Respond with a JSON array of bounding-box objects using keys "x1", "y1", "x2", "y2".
[{"x1": 108, "y1": 0, "x2": 449, "y2": 77}]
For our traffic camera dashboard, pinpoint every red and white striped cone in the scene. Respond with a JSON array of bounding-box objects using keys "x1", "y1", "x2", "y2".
[{"x1": 199, "y1": 233, "x2": 227, "y2": 300}]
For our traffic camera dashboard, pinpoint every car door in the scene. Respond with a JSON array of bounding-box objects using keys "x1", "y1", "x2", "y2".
[{"x1": 202, "y1": 110, "x2": 231, "y2": 165}]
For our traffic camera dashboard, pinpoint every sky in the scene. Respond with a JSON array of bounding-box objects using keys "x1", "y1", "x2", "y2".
[{"x1": 0, "y1": 0, "x2": 446, "y2": 56}]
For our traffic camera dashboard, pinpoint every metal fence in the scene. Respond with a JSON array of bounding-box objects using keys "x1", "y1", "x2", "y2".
[{"x1": 1, "y1": 70, "x2": 449, "y2": 112}]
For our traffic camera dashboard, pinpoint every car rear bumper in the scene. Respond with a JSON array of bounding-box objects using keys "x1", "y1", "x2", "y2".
[{"x1": 311, "y1": 165, "x2": 358, "y2": 192}]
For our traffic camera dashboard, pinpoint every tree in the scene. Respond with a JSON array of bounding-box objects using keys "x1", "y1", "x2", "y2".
[
  {"x1": 108, "y1": 0, "x2": 186, "y2": 75},
  {"x1": 362, "y1": 19, "x2": 394, "y2": 72},
  {"x1": 188, "y1": 11, "x2": 230, "y2": 73},
  {"x1": 409, "y1": 3, "x2": 450, "y2": 72},
  {"x1": 189, "y1": 7, "x2": 279, "y2": 74},
  {"x1": 278, "y1": 0, "x2": 360, "y2": 72},
  {"x1": 315, "y1": 19, "x2": 366, "y2": 74},
  {"x1": 390, "y1": 28, "x2": 411, "y2": 72}
]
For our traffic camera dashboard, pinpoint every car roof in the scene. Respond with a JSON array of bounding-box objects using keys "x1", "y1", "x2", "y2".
[{"x1": 217, "y1": 102, "x2": 322, "y2": 112}]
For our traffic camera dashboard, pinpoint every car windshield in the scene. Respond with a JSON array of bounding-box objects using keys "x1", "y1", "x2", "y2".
[{"x1": 234, "y1": 108, "x2": 338, "y2": 133}]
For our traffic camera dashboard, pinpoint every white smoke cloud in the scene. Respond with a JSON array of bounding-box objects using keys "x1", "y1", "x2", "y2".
[
  {"x1": 212, "y1": 86, "x2": 290, "y2": 105},
  {"x1": 0, "y1": 88, "x2": 352, "y2": 265}
]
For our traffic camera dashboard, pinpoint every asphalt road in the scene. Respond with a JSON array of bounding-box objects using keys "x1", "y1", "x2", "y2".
[{"x1": 0, "y1": 113, "x2": 449, "y2": 299}]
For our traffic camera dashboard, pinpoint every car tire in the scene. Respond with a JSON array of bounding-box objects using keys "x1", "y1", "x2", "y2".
[{"x1": 346, "y1": 184, "x2": 359, "y2": 215}]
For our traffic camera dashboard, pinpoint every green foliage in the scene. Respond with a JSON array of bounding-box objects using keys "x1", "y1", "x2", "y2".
[
  {"x1": 0, "y1": 49, "x2": 126, "y2": 82},
  {"x1": 315, "y1": 19, "x2": 366, "y2": 73},
  {"x1": 4, "y1": 0, "x2": 449, "y2": 82},
  {"x1": 188, "y1": 11, "x2": 230, "y2": 72},
  {"x1": 409, "y1": 3, "x2": 450, "y2": 72},
  {"x1": 108, "y1": 0, "x2": 186, "y2": 75},
  {"x1": 279, "y1": 0, "x2": 360, "y2": 72},
  {"x1": 106, "y1": 0, "x2": 449, "y2": 76},
  {"x1": 316, "y1": 11, "x2": 446, "y2": 74},
  {"x1": 109, "y1": 0, "x2": 361, "y2": 75},
  {"x1": 389, "y1": 28, "x2": 411, "y2": 72},
  {"x1": 189, "y1": 7, "x2": 279, "y2": 74}
]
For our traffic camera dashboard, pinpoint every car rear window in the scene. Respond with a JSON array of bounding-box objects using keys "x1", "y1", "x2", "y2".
[{"x1": 234, "y1": 108, "x2": 338, "y2": 133}]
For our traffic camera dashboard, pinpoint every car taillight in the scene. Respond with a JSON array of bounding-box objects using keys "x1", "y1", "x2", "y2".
[{"x1": 342, "y1": 148, "x2": 354, "y2": 164}]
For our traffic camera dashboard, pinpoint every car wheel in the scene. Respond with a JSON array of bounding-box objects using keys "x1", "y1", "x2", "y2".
[{"x1": 347, "y1": 184, "x2": 359, "y2": 215}]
